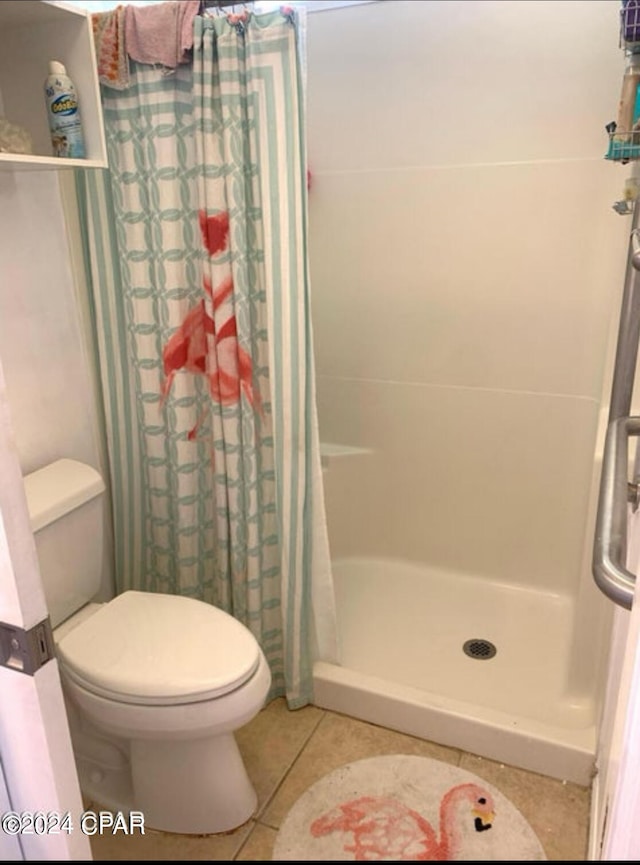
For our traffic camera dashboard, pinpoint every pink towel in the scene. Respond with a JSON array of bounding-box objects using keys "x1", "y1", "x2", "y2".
[{"x1": 125, "y1": 0, "x2": 200, "y2": 69}]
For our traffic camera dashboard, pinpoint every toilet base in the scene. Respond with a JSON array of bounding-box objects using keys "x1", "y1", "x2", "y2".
[
  {"x1": 76, "y1": 752, "x2": 135, "y2": 815},
  {"x1": 131, "y1": 732, "x2": 258, "y2": 834},
  {"x1": 76, "y1": 730, "x2": 258, "y2": 834},
  {"x1": 60, "y1": 638, "x2": 272, "y2": 834}
]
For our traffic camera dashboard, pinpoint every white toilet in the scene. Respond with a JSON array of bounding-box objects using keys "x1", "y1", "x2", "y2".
[{"x1": 23, "y1": 458, "x2": 272, "y2": 835}]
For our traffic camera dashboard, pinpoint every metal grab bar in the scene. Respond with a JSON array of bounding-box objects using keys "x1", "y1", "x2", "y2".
[
  {"x1": 607, "y1": 203, "x2": 640, "y2": 424},
  {"x1": 593, "y1": 193, "x2": 640, "y2": 609},
  {"x1": 593, "y1": 416, "x2": 640, "y2": 610}
]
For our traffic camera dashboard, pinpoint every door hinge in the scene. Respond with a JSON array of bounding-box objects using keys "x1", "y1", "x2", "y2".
[{"x1": 0, "y1": 618, "x2": 54, "y2": 676}]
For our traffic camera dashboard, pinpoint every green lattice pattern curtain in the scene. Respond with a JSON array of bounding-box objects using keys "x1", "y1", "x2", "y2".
[{"x1": 76, "y1": 8, "x2": 336, "y2": 708}]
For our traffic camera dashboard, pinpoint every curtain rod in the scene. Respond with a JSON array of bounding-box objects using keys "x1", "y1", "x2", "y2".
[{"x1": 202, "y1": 1, "x2": 255, "y2": 8}]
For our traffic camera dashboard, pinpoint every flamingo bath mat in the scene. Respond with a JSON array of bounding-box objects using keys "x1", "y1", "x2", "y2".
[{"x1": 272, "y1": 755, "x2": 546, "y2": 861}]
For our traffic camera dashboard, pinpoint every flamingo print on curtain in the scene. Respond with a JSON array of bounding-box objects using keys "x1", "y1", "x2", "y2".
[{"x1": 75, "y1": 7, "x2": 337, "y2": 708}]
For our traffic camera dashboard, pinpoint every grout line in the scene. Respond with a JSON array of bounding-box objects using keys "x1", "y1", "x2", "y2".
[
  {"x1": 252, "y1": 708, "x2": 328, "y2": 830},
  {"x1": 232, "y1": 819, "x2": 258, "y2": 861}
]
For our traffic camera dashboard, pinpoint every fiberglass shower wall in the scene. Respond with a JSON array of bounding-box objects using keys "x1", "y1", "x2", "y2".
[{"x1": 307, "y1": 2, "x2": 626, "y2": 613}]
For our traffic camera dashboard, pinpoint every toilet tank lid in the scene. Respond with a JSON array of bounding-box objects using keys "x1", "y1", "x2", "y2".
[{"x1": 23, "y1": 459, "x2": 105, "y2": 532}]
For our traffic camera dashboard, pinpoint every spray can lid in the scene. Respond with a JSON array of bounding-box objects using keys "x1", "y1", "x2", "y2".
[{"x1": 48, "y1": 60, "x2": 66, "y2": 76}]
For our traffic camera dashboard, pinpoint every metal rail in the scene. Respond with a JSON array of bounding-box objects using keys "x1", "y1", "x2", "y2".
[
  {"x1": 593, "y1": 202, "x2": 640, "y2": 609},
  {"x1": 593, "y1": 417, "x2": 640, "y2": 610}
]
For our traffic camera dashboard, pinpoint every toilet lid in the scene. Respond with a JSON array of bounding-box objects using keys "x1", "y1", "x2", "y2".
[{"x1": 56, "y1": 591, "x2": 261, "y2": 705}]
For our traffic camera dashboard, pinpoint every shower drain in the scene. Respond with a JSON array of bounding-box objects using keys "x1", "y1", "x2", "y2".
[{"x1": 462, "y1": 638, "x2": 497, "y2": 660}]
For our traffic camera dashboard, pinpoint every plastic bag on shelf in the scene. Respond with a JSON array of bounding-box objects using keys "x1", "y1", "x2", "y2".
[{"x1": 0, "y1": 117, "x2": 33, "y2": 155}]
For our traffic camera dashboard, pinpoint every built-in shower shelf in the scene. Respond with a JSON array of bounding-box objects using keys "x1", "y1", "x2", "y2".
[
  {"x1": 320, "y1": 442, "x2": 373, "y2": 469},
  {"x1": 0, "y1": 1, "x2": 107, "y2": 171}
]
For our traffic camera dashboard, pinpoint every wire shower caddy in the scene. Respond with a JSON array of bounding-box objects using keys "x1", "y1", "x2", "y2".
[{"x1": 607, "y1": 0, "x2": 640, "y2": 162}]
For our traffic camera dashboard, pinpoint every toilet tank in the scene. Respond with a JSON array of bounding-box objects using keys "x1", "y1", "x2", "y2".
[{"x1": 23, "y1": 459, "x2": 106, "y2": 628}]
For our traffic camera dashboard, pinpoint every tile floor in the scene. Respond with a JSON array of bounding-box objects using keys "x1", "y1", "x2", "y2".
[{"x1": 88, "y1": 699, "x2": 591, "y2": 861}]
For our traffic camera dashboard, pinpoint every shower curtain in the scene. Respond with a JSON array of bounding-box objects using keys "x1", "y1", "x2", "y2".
[{"x1": 75, "y1": 8, "x2": 337, "y2": 707}]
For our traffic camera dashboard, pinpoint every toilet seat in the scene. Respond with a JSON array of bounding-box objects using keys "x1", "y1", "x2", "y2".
[{"x1": 56, "y1": 590, "x2": 261, "y2": 706}]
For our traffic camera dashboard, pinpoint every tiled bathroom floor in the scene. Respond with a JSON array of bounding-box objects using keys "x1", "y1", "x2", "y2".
[{"x1": 88, "y1": 699, "x2": 591, "y2": 861}]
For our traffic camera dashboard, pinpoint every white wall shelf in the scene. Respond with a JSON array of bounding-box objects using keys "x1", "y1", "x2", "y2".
[
  {"x1": 0, "y1": 1, "x2": 107, "y2": 171},
  {"x1": 320, "y1": 442, "x2": 373, "y2": 470}
]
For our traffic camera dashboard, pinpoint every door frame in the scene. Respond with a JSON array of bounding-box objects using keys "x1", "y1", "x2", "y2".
[
  {"x1": 589, "y1": 504, "x2": 640, "y2": 859},
  {"x1": 0, "y1": 356, "x2": 91, "y2": 860}
]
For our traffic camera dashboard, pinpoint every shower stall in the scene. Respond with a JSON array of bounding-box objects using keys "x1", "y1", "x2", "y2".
[{"x1": 305, "y1": 0, "x2": 629, "y2": 784}]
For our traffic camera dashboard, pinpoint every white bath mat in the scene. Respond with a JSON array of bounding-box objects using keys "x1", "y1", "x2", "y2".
[{"x1": 273, "y1": 755, "x2": 547, "y2": 861}]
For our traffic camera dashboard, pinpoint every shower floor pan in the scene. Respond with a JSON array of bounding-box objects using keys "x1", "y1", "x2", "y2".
[{"x1": 313, "y1": 557, "x2": 596, "y2": 785}]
